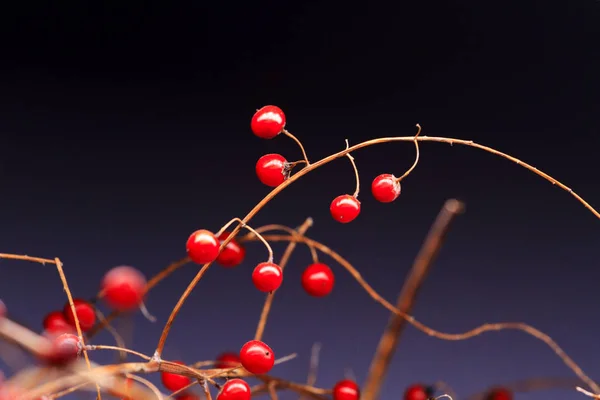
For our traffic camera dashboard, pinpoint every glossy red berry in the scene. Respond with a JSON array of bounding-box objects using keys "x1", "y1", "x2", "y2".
[
  {"x1": 404, "y1": 384, "x2": 434, "y2": 400},
  {"x1": 176, "y1": 395, "x2": 199, "y2": 400},
  {"x1": 217, "y1": 378, "x2": 251, "y2": 400},
  {"x1": 43, "y1": 311, "x2": 73, "y2": 334},
  {"x1": 176, "y1": 395, "x2": 200, "y2": 400},
  {"x1": 239, "y1": 340, "x2": 275, "y2": 375},
  {"x1": 216, "y1": 232, "x2": 246, "y2": 268},
  {"x1": 63, "y1": 299, "x2": 96, "y2": 332},
  {"x1": 252, "y1": 262, "x2": 283, "y2": 292},
  {"x1": 332, "y1": 379, "x2": 360, "y2": 400},
  {"x1": 42, "y1": 333, "x2": 81, "y2": 364},
  {"x1": 251, "y1": 105, "x2": 286, "y2": 139},
  {"x1": 330, "y1": 195, "x2": 361, "y2": 223},
  {"x1": 301, "y1": 263, "x2": 335, "y2": 297},
  {"x1": 256, "y1": 154, "x2": 288, "y2": 187},
  {"x1": 161, "y1": 361, "x2": 192, "y2": 392},
  {"x1": 215, "y1": 352, "x2": 241, "y2": 368},
  {"x1": 485, "y1": 388, "x2": 512, "y2": 400},
  {"x1": 101, "y1": 266, "x2": 147, "y2": 311},
  {"x1": 186, "y1": 229, "x2": 220, "y2": 264},
  {"x1": 371, "y1": 174, "x2": 401, "y2": 203}
]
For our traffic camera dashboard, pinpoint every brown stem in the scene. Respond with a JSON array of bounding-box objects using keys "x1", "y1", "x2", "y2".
[
  {"x1": 240, "y1": 231, "x2": 600, "y2": 394},
  {"x1": 53, "y1": 258, "x2": 102, "y2": 399},
  {"x1": 395, "y1": 124, "x2": 422, "y2": 183},
  {"x1": 282, "y1": 128, "x2": 310, "y2": 165},
  {"x1": 155, "y1": 132, "x2": 600, "y2": 356},
  {"x1": 361, "y1": 199, "x2": 465, "y2": 400},
  {"x1": 254, "y1": 217, "x2": 314, "y2": 341},
  {"x1": 465, "y1": 377, "x2": 585, "y2": 400}
]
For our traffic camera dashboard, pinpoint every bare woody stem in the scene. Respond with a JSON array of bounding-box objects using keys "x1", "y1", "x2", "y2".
[
  {"x1": 361, "y1": 199, "x2": 465, "y2": 400},
  {"x1": 217, "y1": 218, "x2": 275, "y2": 262},
  {"x1": 466, "y1": 377, "x2": 586, "y2": 400},
  {"x1": 283, "y1": 128, "x2": 310, "y2": 165},
  {"x1": 53, "y1": 258, "x2": 102, "y2": 400},
  {"x1": 240, "y1": 232, "x2": 600, "y2": 394},
  {"x1": 254, "y1": 217, "x2": 314, "y2": 341},
  {"x1": 395, "y1": 124, "x2": 421, "y2": 183},
  {"x1": 154, "y1": 132, "x2": 600, "y2": 357},
  {"x1": 344, "y1": 139, "x2": 360, "y2": 197}
]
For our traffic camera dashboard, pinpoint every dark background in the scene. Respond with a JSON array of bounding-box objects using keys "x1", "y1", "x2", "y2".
[{"x1": 0, "y1": 1, "x2": 599, "y2": 399}]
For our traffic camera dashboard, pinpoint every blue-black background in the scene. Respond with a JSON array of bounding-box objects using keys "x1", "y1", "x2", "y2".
[{"x1": 0, "y1": 1, "x2": 599, "y2": 399}]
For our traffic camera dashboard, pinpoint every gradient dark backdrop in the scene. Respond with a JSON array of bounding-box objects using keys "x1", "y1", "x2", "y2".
[{"x1": 0, "y1": 1, "x2": 599, "y2": 399}]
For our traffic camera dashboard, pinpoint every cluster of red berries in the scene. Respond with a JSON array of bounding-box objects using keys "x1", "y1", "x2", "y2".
[
  {"x1": 252, "y1": 105, "x2": 404, "y2": 225},
  {"x1": 39, "y1": 266, "x2": 148, "y2": 364},
  {"x1": 186, "y1": 230, "x2": 336, "y2": 297}
]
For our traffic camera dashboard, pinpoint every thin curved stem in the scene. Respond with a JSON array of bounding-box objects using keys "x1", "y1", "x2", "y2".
[
  {"x1": 395, "y1": 124, "x2": 421, "y2": 183},
  {"x1": 155, "y1": 132, "x2": 600, "y2": 356},
  {"x1": 465, "y1": 377, "x2": 585, "y2": 400},
  {"x1": 254, "y1": 218, "x2": 314, "y2": 341},
  {"x1": 217, "y1": 218, "x2": 274, "y2": 262},
  {"x1": 241, "y1": 232, "x2": 600, "y2": 394},
  {"x1": 344, "y1": 139, "x2": 360, "y2": 198},
  {"x1": 282, "y1": 129, "x2": 310, "y2": 165},
  {"x1": 84, "y1": 345, "x2": 152, "y2": 361},
  {"x1": 53, "y1": 258, "x2": 102, "y2": 399}
]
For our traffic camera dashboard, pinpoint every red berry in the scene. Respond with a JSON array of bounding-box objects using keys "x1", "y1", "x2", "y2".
[
  {"x1": 371, "y1": 174, "x2": 401, "y2": 203},
  {"x1": 333, "y1": 379, "x2": 360, "y2": 400},
  {"x1": 251, "y1": 105, "x2": 286, "y2": 139},
  {"x1": 485, "y1": 388, "x2": 512, "y2": 400},
  {"x1": 176, "y1": 395, "x2": 200, "y2": 400},
  {"x1": 160, "y1": 361, "x2": 192, "y2": 392},
  {"x1": 404, "y1": 384, "x2": 433, "y2": 400},
  {"x1": 239, "y1": 340, "x2": 275, "y2": 375},
  {"x1": 217, "y1": 379, "x2": 251, "y2": 400},
  {"x1": 42, "y1": 333, "x2": 81, "y2": 364},
  {"x1": 43, "y1": 311, "x2": 74, "y2": 334},
  {"x1": 215, "y1": 352, "x2": 241, "y2": 368},
  {"x1": 216, "y1": 232, "x2": 246, "y2": 268},
  {"x1": 330, "y1": 195, "x2": 361, "y2": 223},
  {"x1": 186, "y1": 229, "x2": 220, "y2": 264},
  {"x1": 301, "y1": 263, "x2": 334, "y2": 297},
  {"x1": 101, "y1": 266, "x2": 147, "y2": 311},
  {"x1": 251, "y1": 262, "x2": 283, "y2": 292},
  {"x1": 63, "y1": 299, "x2": 96, "y2": 332},
  {"x1": 0, "y1": 300, "x2": 5, "y2": 318},
  {"x1": 255, "y1": 154, "x2": 288, "y2": 187}
]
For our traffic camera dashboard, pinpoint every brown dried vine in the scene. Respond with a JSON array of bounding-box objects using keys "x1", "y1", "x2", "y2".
[{"x1": 0, "y1": 117, "x2": 598, "y2": 400}]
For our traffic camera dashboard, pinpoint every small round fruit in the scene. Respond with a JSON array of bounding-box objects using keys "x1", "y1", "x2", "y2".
[
  {"x1": 101, "y1": 266, "x2": 147, "y2": 311},
  {"x1": 215, "y1": 352, "x2": 241, "y2": 369},
  {"x1": 43, "y1": 311, "x2": 73, "y2": 334},
  {"x1": 404, "y1": 384, "x2": 434, "y2": 400},
  {"x1": 251, "y1": 105, "x2": 286, "y2": 139},
  {"x1": 216, "y1": 232, "x2": 246, "y2": 268},
  {"x1": 217, "y1": 379, "x2": 251, "y2": 400},
  {"x1": 485, "y1": 388, "x2": 513, "y2": 400},
  {"x1": 239, "y1": 340, "x2": 275, "y2": 375},
  {"x1": 42, "y1": 333, "x2": 81, "y2": 365},
  {"x1": 63, "y1": 299, "x2": 96, "y2": 332},
  {"x1": 256, "y1": 154, "x2": 288, "y2": 187},
  {"x1": 333, "y1": 379, "x2": 360, "y2": 400},
  {"x1": 252, "y1": 262, "x2": 283, "y2": 292},
  {"x1": 160, "y1": 361, "x2": 192, "y2": 392},
  {"x1": 176, "y1": 395, "x2": 200, "y2": 400},
  {"x1": 371, "y1": 174, "x2": 401, "y2": 203},
  {"x1": 330, "y1": 195, "x2": 361, "y2": 223},
  {"x1": 301, "y1": 263, "x2": 334, "y2": 297},
  {"x1": 186, "y1": 229, "x2": 220, "y2": 264}
]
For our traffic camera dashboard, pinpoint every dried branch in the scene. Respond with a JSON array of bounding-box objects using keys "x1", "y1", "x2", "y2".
[{"x1": 362, "y1": 199, "x2": 465, "y2": 400}]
